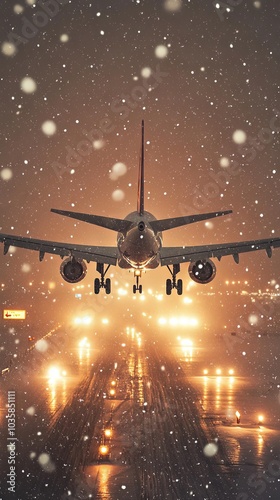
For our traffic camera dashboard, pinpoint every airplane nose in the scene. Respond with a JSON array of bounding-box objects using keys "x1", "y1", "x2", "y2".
[{"x1": 138, "y1": 221, "x2": 145, "y2": 231}]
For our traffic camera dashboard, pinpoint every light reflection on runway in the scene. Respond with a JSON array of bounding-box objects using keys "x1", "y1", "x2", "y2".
[
  {"x1": 46, "y1": 377, "x2": 68, "y2": 414},
  {"x1": 96, "y1": 464, "x2": 110, "y2": 499},
  {"x1": 201, "y1": 374, "x2": 239, "y2": 418}
]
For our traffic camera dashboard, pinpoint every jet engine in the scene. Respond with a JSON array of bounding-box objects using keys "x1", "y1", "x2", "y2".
[
  {"x1": 60, "y1": 257, "x2": 87, "y2": 283},
  {"x1": 188, "y1": 259, "x2": 216, "y2": 284}
]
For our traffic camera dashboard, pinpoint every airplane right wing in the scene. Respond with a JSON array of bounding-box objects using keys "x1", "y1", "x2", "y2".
[
  {"x1": 160, "y1": 237, "x2": 280, "y2": 266},
  {"x1": 0, "y1": 233, "x2": 118, "y2": 265}
]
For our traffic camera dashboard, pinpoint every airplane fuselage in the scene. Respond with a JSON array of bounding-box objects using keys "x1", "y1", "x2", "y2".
[{"x1": 117, "y1": 211, "x2": 162, "y2": 269}]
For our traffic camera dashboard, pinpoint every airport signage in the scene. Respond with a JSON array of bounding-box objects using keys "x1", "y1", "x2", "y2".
[{"x1": 3, "y1": 310, "x2": 26, "y2": 320}]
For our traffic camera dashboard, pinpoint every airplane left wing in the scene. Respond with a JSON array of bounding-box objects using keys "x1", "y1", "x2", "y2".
[
  {"x1": 160, "y1": 237, "x2": 280, "y2": 266},
  {"x1": 0, "y1": 233, "x2": 118, "y2": 265}
]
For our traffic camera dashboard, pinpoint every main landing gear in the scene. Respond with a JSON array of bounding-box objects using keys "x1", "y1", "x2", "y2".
[
  {"x1": 94, "y1": 263, "x2": 111, "y2": 294},
  {"x1": 166, "y1": 264, "x2": 183, "y2": 295},
  {"x1": 133, "y1": 269, "x2": 143, "y2": 294}
]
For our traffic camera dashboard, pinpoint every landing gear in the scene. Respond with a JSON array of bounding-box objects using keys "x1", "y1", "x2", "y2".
[
  {"x1": 166, "y1": 264, "x2": 183, "y2": 295},
  {"x1": 94, "y1": 263, "x2": 111, "y2": 294},
  {"x1": 133, "y1": 270, "x2": 143, "y2": 293}
]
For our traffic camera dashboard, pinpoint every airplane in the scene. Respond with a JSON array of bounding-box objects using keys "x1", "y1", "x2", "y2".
[{"x1": 1, "y1": 120, "x2": 280, "y2": 295}]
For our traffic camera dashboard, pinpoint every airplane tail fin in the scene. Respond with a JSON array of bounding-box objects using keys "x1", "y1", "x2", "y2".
[{"x1": 137, "y1": 120, "x2": 145, "y2": 216}]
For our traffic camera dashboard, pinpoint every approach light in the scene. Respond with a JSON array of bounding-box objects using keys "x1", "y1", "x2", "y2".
[
  {"x1": 235, "y1": 411, "x2": 241, "y2": 424},
  {"x1": 203, "y1": 369, "x2": 208, "y2": 375},
  {"x1": 216, "y1": 369, "x2": 222, "y2": 375},
  {"x1": 258, "y1": 415, "x2": 264, "y2": 425}
]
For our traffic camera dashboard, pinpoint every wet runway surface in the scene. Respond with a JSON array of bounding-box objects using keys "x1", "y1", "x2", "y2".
[{"x1": 1, "y1": 324, "x2": 280, "y2": 499}]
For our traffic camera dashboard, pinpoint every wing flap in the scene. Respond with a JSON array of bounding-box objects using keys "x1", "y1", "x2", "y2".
[
  {"x1": 160, "y1": 238, "x2": 280, "y2": 266},
  {"x1": 0, "y1": 234, "x2": 118, "y2": 265}
]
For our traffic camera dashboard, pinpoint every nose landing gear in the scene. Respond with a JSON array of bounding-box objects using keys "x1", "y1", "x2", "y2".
[
  {"x1": 133, "y1": 269, "x2": 143, "y2": 294},
  {"x1": 166, "y1": 264, "x2": 183, "y2": 295}
]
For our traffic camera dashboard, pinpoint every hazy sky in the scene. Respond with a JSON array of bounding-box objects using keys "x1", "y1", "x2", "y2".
[{"x1": 0, "y1": 0, "x2": 280, "y2": 328}]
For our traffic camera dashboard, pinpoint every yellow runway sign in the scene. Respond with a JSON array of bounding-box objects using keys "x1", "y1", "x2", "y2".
[{"x1": 3, "y1": 310, "x2": 26, "y2": 320}]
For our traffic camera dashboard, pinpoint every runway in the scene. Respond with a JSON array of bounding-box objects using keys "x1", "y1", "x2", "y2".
[{"x1": 1, "y1": 323, "x2": 280, "y2": 499}]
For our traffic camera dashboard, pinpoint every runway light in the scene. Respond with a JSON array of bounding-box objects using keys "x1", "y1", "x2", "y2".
[
  {"x1": 79, "y1": 337, "x2": 90, "y2": 348},
  {"x1": 258, "y1": 415, "x2": 264, "y2": 425},
  {"x1": 203, "y1": 369, "x2": 208, "y2": 375},
  {"x1": 74, "y1": 316, "x2": 92, "y2": 325},
  {"x1": 181, "y1": 339, "x2": 193, "y2": 347},
  {"x1": 158, "y1": 316, "x2": 198, "y2": 327},
  {"x1": 47, "y1": 366, "x2": 60, "y2": 381},
  {"x1": 216, "y1": 369, "x2": 222, "y2": 375},
  {"x1": 99, "y1": 445, "x2": 109, "y2": 455},
  {"x1": 228, "y1": 369, "x2": 234, "y2": 375},
  {"x1": 104, "y1": 428, "x2": 112, "y2": 438}
]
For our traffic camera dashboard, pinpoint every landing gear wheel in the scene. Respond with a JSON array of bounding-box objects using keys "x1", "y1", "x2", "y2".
[
  {"x1": 94, "y1": 278, "x2": 100, "y2": 294},
  {"x1": 177, "y1": 279, "x2": 183, "y2": 295},
  {"x1": 166, "y1": 278, "x2": 172, "y2": 295},
  {"x1": 133, "y1": 285, "x2": 137, "y2": 294},
  {"x1": 139, "y1": 284, "x2": 143, "y2": 294},
  {"x1": 105, "y1": 278, "x2": 111, "y2": 294}
]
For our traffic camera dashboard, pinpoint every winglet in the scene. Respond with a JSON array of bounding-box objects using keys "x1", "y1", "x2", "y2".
[{"x1": 137, "y1": 120, "x2": 145, "y2": 216}]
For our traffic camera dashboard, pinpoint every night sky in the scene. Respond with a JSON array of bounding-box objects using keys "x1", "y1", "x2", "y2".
[{"x1": 1, "y1": 0, "x2": 280, "y2": 330}]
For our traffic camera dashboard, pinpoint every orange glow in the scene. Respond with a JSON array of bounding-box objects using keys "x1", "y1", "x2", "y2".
[
  {"x1": 99, "y1": 445, "x2": 109, "y2": 455},
  {"x1": 104, "y1": 428, "x2": 112, "y2": 438}
]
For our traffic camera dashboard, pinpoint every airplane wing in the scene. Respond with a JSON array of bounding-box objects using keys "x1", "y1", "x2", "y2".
[
  {"x1": 160, "y1": 237, "x2": 280, "y2": 266},
  {"x1": 0, "y1": 233, "x2": 118, "y2": 265}
]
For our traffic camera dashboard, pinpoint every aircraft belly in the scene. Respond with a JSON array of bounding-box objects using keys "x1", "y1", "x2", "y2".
[{"x1": 118, "y1": 227, "x2": 160, "y2": 268}]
